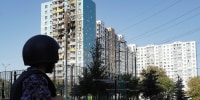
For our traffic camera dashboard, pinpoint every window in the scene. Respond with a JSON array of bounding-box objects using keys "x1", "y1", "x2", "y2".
[{"x1": 78, "y1": 9, "x2": 81, "y2": 13}]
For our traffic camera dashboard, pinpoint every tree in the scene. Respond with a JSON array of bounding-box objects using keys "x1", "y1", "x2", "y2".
[
  {"x1": 174, "y1": 76, "x2": 185, "y2": 100},
  {"x1": 77, "y1": 40, "x2": 109, "y2": 99},
  {"x1": 87, "y1": 40, "x2": 108, "y2": 79},
  {"x1": 187, "y1": 77, "x2": 200, "y2": 100},
  {"x1": 152, "y1": 66, "x2": 175, "y2": 99},
  {"x1": 157, "y1": 75, "x2": 175, "y2": 100},
  {"x1": 139, "y1": 66, "x2": 175, "y2": 100},
  {"x1": 140, "y1": 67, "x2": 162, "y2": 100},
  {"x1": 120, "y1": 73, "x2": 139, "y2": 99},
  {"x1": 76, "y1": 68, "x2": 93, "y2": 96}
]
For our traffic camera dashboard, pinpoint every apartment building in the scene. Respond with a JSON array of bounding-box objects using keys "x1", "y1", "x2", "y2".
[
  {"x1": 41, "y1": 0, "x2": 96, "y2": 86},
  {"x1": 41, "y1": 1, "x2": 52, "y2": 36},
  {"x1": 96, "y1": 22, "x2": 119, "y2": 78},
  {"x1": 96, "y1": 20, "x2": 106, "y2": 66},
  {"x1": 105, "y1": 27, "x2": 118, "y2": 78},
  {"x1": 135, "y1": 41, "x2": 197, "y2": 90},
  {"x1": 127, "y1": 44, "x2": 137, "y2": 77},
  {"x1": 116, "y1": 35, "x2": 127, "y2": 74},
  {"x1": 96, "y1": 20, "x2": 137, "y2": 78}
]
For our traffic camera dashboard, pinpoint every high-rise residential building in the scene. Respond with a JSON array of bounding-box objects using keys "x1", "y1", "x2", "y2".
[
  {"x1": 96, "y1": 24, "x2": 119, "y2": 78},
  {"x1": 135, "y1": 41, "x2": 197, "y2": 90},
  {"x1": 96, "y1": 20, "x2": 135, "y2": 78},
  {"x1": 105, "y1": 27, "x2": 118, "y2": 78},
  {"x1": 96, "y1": 20, "x2": 106, "y2": 66},
  {"x1": 41, "y1": 0, "x2": 96, "y2": 87},
  {"x1": 41, "y1": 1, "x2": 52, "y2": 36},
  {"x1": 117, "y1": 35, "x2": 127, "y2": 74},
  {"x1": 127, "y1": 44, "x2": 137, "y2": 77}
]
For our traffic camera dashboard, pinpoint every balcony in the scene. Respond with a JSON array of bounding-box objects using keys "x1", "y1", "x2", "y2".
[
  {"x1": 70, "y1": 48, "x2": 75, "y2": 51},
  {"x1": 57, "y1": 0, "x2": 64, "y2": 2},
  {"x1": 52, "y1": 3, "x2": 58, "y2": 8},
  {"x1": 58, "y1": 3, "x2": 64, "y2": 8},
  {"x1": 52, "y1": 20, "x2": 58, "y2": 24},
  {"x1": 57, "y1": 14, "x2": 64, "y2": 19},
  {"x1": 70, "y1": 0, "x2": 76, "y2": 3},
  {"x1": 70, "y1": 53, "x2": 75, "y2": 57},
  {"x1": 52, "y1": 15, "x2": 58, "y2": 20},
  {"x1": 57, "y1": 8, "x2": 64, "y2": 13},
  {"x1": 58, "y1": 52, "x2": 64, "y2": 56},
  {"x1": 70, "y1": 42, "x2": 76, "y2": 45},
  {"x1": 58, "y1": 21, "x2": 64, "y2": 25},
  {"x1": 59, "y1": 53, "x2": 64, "y2": 57},
  {"x1": 56, "y1": 61, "x2": 63, "y2": 66},
  {"x1": 51, "y1": 10, "x2": 57, "y2": 14},
  {"x1": 70, "y1": 12, "x2": 76, "y2": 16},
  {"x1": 68, "y1": 60, "x2": 75, "y2": 64},
  {"x1": 58, "y1": 25, "x2": 65, "y2": 30}
]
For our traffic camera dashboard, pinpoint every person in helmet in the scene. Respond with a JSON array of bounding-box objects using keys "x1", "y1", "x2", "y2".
[{"x1": 10, "y1": 35, "x2": 64, "y2": 100}]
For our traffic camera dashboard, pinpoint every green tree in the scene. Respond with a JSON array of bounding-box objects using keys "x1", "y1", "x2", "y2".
[
  {"x1": 77, "y1": 40, "x2": 109, "y2": 99},
  {"x1": 140, "y1": 67, "x2": 161, "y2": 100},
  {"x1": 78, "y1": 68, "x2": 93, "y2": 96},
  {"x1": 88, "y1": 40, "x2": 107, "y2": 79},
  {"x1": 120, "y1": 73, "x2": 139, "y2": 99},
  {"x1": 174, "y1": 76, "x2": 185, "y2": 100},
  {"x1": 139, "y1": 66, "x2": 175, "y2": 100},
  {"x1": 150, "y1": 66, "x2": 175, "y2": 99},
  {"x1": 157, "y1": 75, "x2": 175, "y2": 100},
  {"x1": 187, "y1": 77, "x2": 200, "y2": 100}
]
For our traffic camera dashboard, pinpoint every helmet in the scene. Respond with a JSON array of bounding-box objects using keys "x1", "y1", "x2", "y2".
[{"x1": 22, "y1": 35, "x2": 60, "y2": 66}]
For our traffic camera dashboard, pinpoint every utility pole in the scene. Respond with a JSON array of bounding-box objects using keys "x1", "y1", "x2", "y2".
[
  {"x1": 115, "y1": 35, "x2": 117, "y2": 78},
  {"x1": 65, "y1": 32, "x2": 68, "y2": 100},
  {"x1": 64, "y1": 10, "x2": 71, "y2": 100},
  {"x1": 135, "y1": 49, "x2": 137, "y2": 78},
  {"x1": 134, "y1": 48, "x2": 139, "y2": 100},
  {"x1": 118, "y1": 40, "x2": 121, "y2": 77},
  {"x1": 132, "y1": 52, "x2": 134, "y2": 75},
  {"x1": 123, "y1": 41, "x2": 127, "y2": 74},
  {"x1": 126, "y1": 46, "x2": 128, "y2": 74}
]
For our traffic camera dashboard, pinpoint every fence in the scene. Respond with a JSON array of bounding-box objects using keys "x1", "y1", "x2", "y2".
[
  {"x1": 0, "y1": 70, "x2": 65, "y2": 99},
  {"x1": 0, "y1": 70, "x2": 137, "y2": 100},
  {"x1": 0, "y1": 70, "x2": 24, "y2": 99}
]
